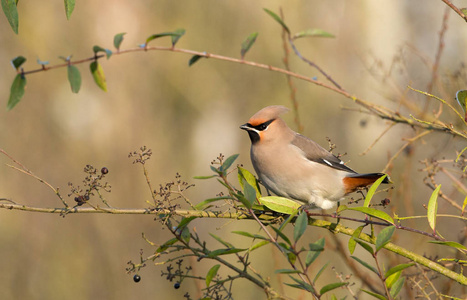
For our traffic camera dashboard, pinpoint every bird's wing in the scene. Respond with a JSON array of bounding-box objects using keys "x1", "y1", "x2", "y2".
[{"x1": 291, "y1": 134, "x2": 357, "y2": 173}]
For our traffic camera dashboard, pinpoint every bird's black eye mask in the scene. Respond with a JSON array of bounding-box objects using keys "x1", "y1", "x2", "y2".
[{"x1": 248, "y1": 119, "x2": 275, "y2": 131}]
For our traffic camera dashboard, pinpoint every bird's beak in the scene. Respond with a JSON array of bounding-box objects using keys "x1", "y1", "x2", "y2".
[{"x1": 239, "y1": 123, "x2": 250, "y2": 131}]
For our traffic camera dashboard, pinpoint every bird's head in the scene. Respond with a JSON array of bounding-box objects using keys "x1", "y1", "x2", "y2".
[{"x1": 240, "y1": 105, "x2": 291, "y2": 144}]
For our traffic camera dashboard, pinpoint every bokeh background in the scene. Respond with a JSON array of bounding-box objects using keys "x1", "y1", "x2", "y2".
[{"x1": 1, "y1": 1, "x2": 466, "y2": 299}]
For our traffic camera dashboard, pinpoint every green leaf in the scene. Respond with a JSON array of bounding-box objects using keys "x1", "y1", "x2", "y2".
[
  {"x1": 232, "y1": 231, "x2": 268, "y2": 240},
  {"x1": 363, "y1": 175, "x2": 387, "y2": 207},
  {"x1": 427, "y1": 185, "x2": 441, "y2": 232},
  {"x1": 156, "y1": 237, "x2": 178, "y2": 253},
  {"x1": 90, "y1": 61, "x2": 107, "y2": 92},
  {"x1": 220, "y1": 154, "x2": 239, "y2": 172},
  {"x1": 250, "y1": 240, "x2": 269, "y2": 251},
  {"x1": 293, "y1": 212, "x2": 308, "y2": 243},
  {"x1": 288, "y1": 275, "x2": 315, "y2": 293},
  {"x1": 238, "y1": 167, "x2": 261, "y2": 196},
  {"x1": 263, "y1": 8, "x2": 289, "y2": 33},
  {"x1": 351, "y1": 256, "x2": 378, "y2": 275},
  {"x1": 206, "y1": 264, "x2": 220, "y2": 287},
  {"x1": 355, "y1": 239, "x2": 375, "y2": 256},
  {"x1": 181, "y1": 226, "x2": 190, "y2": 243},
  {"x1": 278, "y1": 210, "x2": 298, "y2": 231},
  {"x1": 171, "y1": 28, "x2": 185, "y2": 46},
  {"x1": 305, "y1": 237, "x2": 325, "y2": 267},
  {"x1": 270, "y1": 226, "x2": 292, "y2": 246},
  {"x1": 293, "y1": 28, "x2": 335, "y2": 39},
  {"x1": 320, "y1": 282, "x2": 347, "y2": 295},
  {"x1": 385, "y1": 270, "x2": 401, "y2": 290},
  {"x1": 113, "y1": 32, "x2": 126, "y2": 50},
  {"x1": 462, "y1": 195, "x2": 467, "y2": 215},
  {"x1": 313, "y1": 261, "x2": 329, "y2": 284},
  {"x1": 348, "y1": 225, "x2": 364, "y2": 255},
  {"x1": 210, "y1": 233, "x2": 234, "y2": 248},
  {"x1": 308, "y1": 242, "x2": 324, "y2": 252},
  {"x1": 193, "y1": 175, "x2": 217, "y2": 180},
  {"x1": 260, "y1": 196, "x2": 301, "y2": 214},
  {"x1": 389, "y1": 276, "x2": 405, "y2": 298},
  {"x1": 243, "y1": 180, "x2": 257, "y2": 205},
  {"x1": 176, "y1": 216, "x2": 197, "y2": 231},
  {"x1": 188, "y1": 55, "x2": 203, "y2": 66},
  {"x1": 375, "y1": 226, "x2": 396, "y2": 252},
  {"x1": 64, "y1": 0, "x2": 75, "y2": 20},
  {"x1": 275, "y1": 269, "x2": 302, "y2": 274},
  {"x1": 236, "y1": 193, "x2": 252, "y2": 209},
  {"x1": 456, "y1": 90, "x2": 467, "y2": 121},
  {"x1": 7, "y1": 74, "x2": 26, "y2": 110},
  {"x1": 67, "y1": 65, "x2": 81, "y2": 93},
  {"x1": 429, "y1": 240, "x2": 467, "y2": 251},
  {"x1": 361, "y1": 289, "x2": 387, "y2": 300},
  {"x1": 342, "y1": 206, "x2": 394, "y2": 224},
  {"x1": 207, "y1": 248, "x2": 246, "y2": 258},
  {"x1": 11, "y1": 56, "x2": 26, "y2": 70},
  {"x1": 240, "y1": 32, "x2": 258, "y2": 59},
  {"x1": 384, "y1": 263, "x2": 414, "y2": 279},
  {"x1": 2, "y1": 0, "x2": 19, "y2": 34},
  {"x1": 145, "y1": 31, "x2": 184, "y2": 46},
  {"x1": 194, "y1": 196, "x2": 232, "y2": 210},
  {"x1": 92, "y1": 45, "x2": 112, "y2": 59}
]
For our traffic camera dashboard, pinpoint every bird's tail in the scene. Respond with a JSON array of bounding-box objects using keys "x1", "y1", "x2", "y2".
[{"x1": 343, "y1": 173, "x2": 391, "y2": 194}]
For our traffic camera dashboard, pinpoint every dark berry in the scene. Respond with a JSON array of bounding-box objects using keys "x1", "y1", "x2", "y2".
[
  {"x1": 84, "y1": 195, "x2": 90, "y2": 201},
  {"x1": 174, "y1": 282, "x2": 180, "y2": 289},
  {"x1": 101, "y1": 167, "x2": 109, "y2": 175},
  {"x1": 74, "y1": 197, "x2": 79, "y2": 202},
  {"x1": 133, "y1": 274, "x2": 141, "y2": 283},
  {"x1": 381, "y1": 198, "x2": 390, "y2": 206}
]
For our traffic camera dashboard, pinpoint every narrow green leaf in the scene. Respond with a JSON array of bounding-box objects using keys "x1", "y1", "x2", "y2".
[
  {"x1": 206, "y1": 264, "x2": 220, "y2": 287},
  {"x1": 232, "y1": 231, "x2": 268, "y2": 240},
  {"x1": 456, "y1": 90, "x2": 467, "y2": 121},
  {"x1": 429, "y1": 240, "x2": 467, "y2": 251},
  {"x1": 11, "y1": 56, "x2": 26, "y2": 70},
  {"x1": 250, "y1": 240, "x2": 269, "y2": 251},
  {"x1": 2, "y1": 0, "x2": 19, "y2": 34},
  {"x1": 177, "y1": 216, "x2": 197, "y2": 231},
  {"x1": 243, "y1": 180, "x2": 257, "y2": 205},
  {"x1": 342, "y1": 206, "x2": 394, "y2": 224},
  {"x1": 92, "y1": 45, "x2": 112, "y2": 59},
  {"x1": 146, "y1": 31, "x2": 183, "y2": 45},
  {"x1": 238, "y1": 167, "x2": 261, "y2": 196},
  {"x1": 305, "y1": 237, "x2": 325, "y2": 266},
  {"x1": 278, "y1": 210, "x2": 298, "y2": 231},
  {"x1": 193, "y1": 175, "x2": 217, "y2": 180},
  {"x1": 364, "y1": 175, "x2": 387, "y2": 207},
  {"x1": 375, "y1": 226, "x2": 396, "y2": 252},
  {"x1": 427, "y1": 185, "x2": 441, "y2": 232},
  {"x1": 210, "y1": 233, "x2": 234, "y2": 248},
  {"x1": 67, "y1": 65, "x2": 81, "y2": 93},
  {"x1": 236, "y1": 193, "x2": 252, "y2": 209},
  {"x1": 389, "y1": 276, "x2": 405, "y2": 298},
  {"x1": 207, "y1": 248, "x2": 246, "y2": 258},
  {"x1": 384, "y1": 263, "x2": 414, "y2": 279},
  {"x1": 313, "y1": 261, "x2": 329, "y2": 284},
  {"x1": 188, "y1": 55, "x2": 203, "y2": 66},
  {"x1": 171, "y1": 28, "x2": 185, "y2": 46},
  {"x1": 287, "y1": 252, "x2": 297, "y2": 264},
  {"x1": 240, "y1": 32, "x2": 258, "y2": 59},
  {"x1": 351, "y1": 256, "x2": 379, "y2": 275},
  {"x1": 7, "y1": 73, "x2": 26, "y2": 110},
  {"x1": 220, "y1": 154, "x2": 239, "y2": 172},
  {"x1": 385, "y1": 270, "x2": 401, "y2": 289},
  {"x1": 288, "y1": 275, "x2": 315, "y2": 293},
  {"x1": 260, "y1": 196, "x2": 301, "y2": 214},
  {"x1": 462, "y1": 195, "x2": 467, "y2": 215},
  {"x1": 355, "y1": 239, "x2": 375, "y2": 256},
  {"x1": 275, "y1": 269, "x2": 302, "y2": 274},
  {"x1": 348, "y1": 225, "x2": 364, "y2": 255},
  {"x1": 270, "y1": 226, "x2": 292, "y2": 246},
  {"x1": 361, "y1": 289, "x2": 387, "y2": 300},
  {"x1": 64, "y1": 0, "x2": 75, "y2": 20},
  {"x1": 194, "y1": 196, "x2": 232, "y2": 210},
  {"x1": 113, "y1": 32, "x2": 126, "y2": 50},
  {"x1": 181, "y1": 226, "x2": 190, "y2": 243},
  {"x1": 293, "y1": 28, "x2": 335, "y2": 39},
  {"x1": 210, "y1": 165, "x2": 220, "y2": 173},
  {"x1": 319, "y1": 282, "x2": 347, "y2": 295},
  {"x1": 90, "y1": 61, "x2": 107, "y2": 92},
  {"x1": 263, "y1": 8, "x2": 289, "y2": 33},
  {"x1": 156, "y1": 237, "x2": 178, "y2": 253},
  {"x1": 308, "y1": 243, "x2": 324, "y2": 252},
  {"x1": 293, "y1": 212, "x2": 308, "y2": 243}
]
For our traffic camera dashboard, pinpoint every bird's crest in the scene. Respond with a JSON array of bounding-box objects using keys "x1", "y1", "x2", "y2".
[{"x1": 248, "y1": 105, "x2": 290, "y2": 126}]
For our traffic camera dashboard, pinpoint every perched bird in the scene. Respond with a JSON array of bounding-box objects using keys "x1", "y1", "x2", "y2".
[{"x1": 240, "y1": 105, "x2": 391, "y2": 209}]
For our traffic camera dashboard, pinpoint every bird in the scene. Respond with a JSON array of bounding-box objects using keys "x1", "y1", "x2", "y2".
[{"x1": 240, "y1": 105, "x2": 391, "y2": 209}]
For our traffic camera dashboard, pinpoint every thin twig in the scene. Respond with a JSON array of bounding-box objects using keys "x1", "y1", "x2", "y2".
[{"x1": 441, "y1": 0, "x2": 467, "y2": 22}]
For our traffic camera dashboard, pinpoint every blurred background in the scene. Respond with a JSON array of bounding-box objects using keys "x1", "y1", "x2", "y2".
[{"x1": 1, "y1": 0, "x2": 466, "y2": 299}]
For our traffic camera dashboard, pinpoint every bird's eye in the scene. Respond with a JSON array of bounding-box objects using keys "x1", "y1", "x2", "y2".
[
  {"x1": 253, "y1": 119, "x2": 274, "y2": 131},
  {"x1": 257, "y1": 124, "x2": 268, "y2": 131}
]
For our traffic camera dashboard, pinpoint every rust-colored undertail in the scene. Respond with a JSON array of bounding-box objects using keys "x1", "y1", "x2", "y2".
[{"x1": 342, "y1": 173, "x2": 391, "y2": 194}]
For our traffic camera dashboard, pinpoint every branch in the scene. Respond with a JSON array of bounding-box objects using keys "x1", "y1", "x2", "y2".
[{"x1": 441, "y1": 0, "x2": 467, "y2": 22}]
